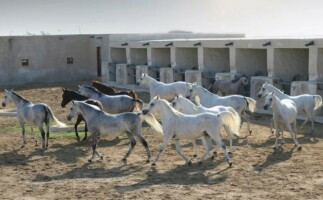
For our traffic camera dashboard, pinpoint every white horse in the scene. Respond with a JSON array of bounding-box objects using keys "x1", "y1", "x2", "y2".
[
  {"x1": 263, "y1": 92, "x2": 301, "y2": 150},
  {"x1": 257, "y1": 82, "x2": 322, "y2": 134},
  {"x1": 186, "y1": 83, "x2": 256, "y2": 134},
  {"x1": 138, "y1": 73, "x2": 191, "y2": 101},
  {"x1": 79, "y1": 85, "x2": 143, "y2": 114},
  {"x1": 67, "y1": 101, "x2": 163, "y2": 163},
  {"x1": 172, "y1": 94, "x2": 241, "y2": 154},
  {"x1": 142, "y1": 96, "x2": 238, "y2": 167},
  {"x1": 2, "y1": 90, "x2": 66, "y2": 149}
]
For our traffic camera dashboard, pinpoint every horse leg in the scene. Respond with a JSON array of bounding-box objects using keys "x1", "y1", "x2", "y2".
[
  {"x1": 74, "y1": 116, "x2": 82, "y2": 141},
  {"x1": 191, "y1": 139, "x2": 198, "y2": 158},
  {"x1": 300, "y1": 116, "x2": 309, "y2": 130},
  {"x1": 286, "y1": 123, "x2": 301, "y2": 150},
  {"x1": 208, "y1": 132, "x2": 232, "y2": 167},
  {"x1": 37, "y1": 123, "x2": 46, "y2": 150},
  {"x1": 174, "y1": 139, "x2": 192, "y2": 165},
  {"x1": 243, "y1": 111, "x2": 252, "y2": 134},
  {"x1": 224, "y1": 125, "x2": 233, "y2": 154},
  {"x1": 134, "y1": 128, "x2": 151, "y2": 163},
  {"x1": 45, "y1": 122, "x2": 50, "y2": 149},
  {"x1": 270, "y1": 118, "x2": 275, "y2": 135},
  {"x1": 309, "y1": 111, "x2": 315, "y2": 135},
  {"x1": 30, "y1": 127, "x2": 38, "y2": 146},
  {"x1": 20, "y1": 122, "x2": 26, "y2": 148},
  {"x1": 274, "y1": 127, "x2": 280, "y2": 150},
  {"x1": 88, "y1": 134, "x2": 102, "y2": 162},
  {"x1": 152, "y1": 134, "x2": 172, "y2": 166},
  {"x1": 83, "y1": 121, "x2": 88, "y2": 141},
  {"x1": 280, "y1": 131, "x2": 285, "y2": 145},
  {"x1": 198, "y1": 136, "x2": 212, "y2": 164},
  {"x1": 122, "y1": 132, "x2": 136, "y2": 162}
]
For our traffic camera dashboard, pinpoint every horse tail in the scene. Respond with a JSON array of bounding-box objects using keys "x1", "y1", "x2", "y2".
[
  {"x1": 313, "y1": 95, "x2": 323, "y2": 110},
  {"x1": 226, "y1": 106, "x2": 242, "y2": 129},
  {"x1": 244, "y1": 97, "x2": 256, "y2": 113},
  {"x1": 218, "y1": 111, "x2": 240, "y2": 137},
  {"x1": 45, "y1": 106, "x2": 67, "y2": 128},
  {"x1": 129, "y1": 90, "x2": 138, "y2": 100},
  {"x1": 138, "y1": 112, "x2": 163, "y2": 135},
  {"x1": 133, "y1": 99, "x2": 144, "y2": 111},
  {"x1": 193, "y1": 95, "x2": 202, "y2": 106}
]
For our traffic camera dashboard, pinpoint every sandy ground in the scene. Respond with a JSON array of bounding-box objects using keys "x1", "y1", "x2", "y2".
[{"x1": 0, "y1": 85, "x2": 322, "y2": 200}]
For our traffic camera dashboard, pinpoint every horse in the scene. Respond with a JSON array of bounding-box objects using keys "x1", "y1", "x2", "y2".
[
  {"x1": 172, "y1": 94, "x2": 241, "y2": 154},
  {"x1": 186, "y1": 83, "x2": 256, "y2": 134},
  {"x1": 138, "y1": 73, "x2": 191, "y2": 101},
  {"x1": 67, "y1": 101, "x2": 163, "y2": 163},
  {"x1": 2, "y1": 90, "x2": 66, "y2": 149},
  {"x1": 208, "y1": 76, "x2": 249, "y2": 96},
  {"x1": 257, "y1": 82, "x2": 322, "y2": 134},
  {"x1": 61, "y1": 88, "x2": 103, "y2": 141},
  {"x1": 92, "y1": 80, "x2": 138, "y2": 100},
  {"x1": 142, "y1": 96, "x2": 237, "y2": 167},
  {"x1": 263, "y1": 92, "x2": 301, "y2": 150},
  {"x1": 78, "y1": 85, "x2": 144, "y2": 114}
]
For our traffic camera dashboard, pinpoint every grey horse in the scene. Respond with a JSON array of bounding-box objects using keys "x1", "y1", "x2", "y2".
[
  {"x1": 208, "y1": 76, "x2": 249, "y2": 96},
  {"x1": 78, "y1": 85, "x2": 143, "y2": 114},
  {"x1": 2, "y1": 90, "x2": 66, "y2": 149},
  {"x1": 67, "y1": 101, "x2": 163, "y2": 163}
]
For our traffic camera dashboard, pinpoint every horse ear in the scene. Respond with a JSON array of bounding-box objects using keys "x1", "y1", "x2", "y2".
[
  {"x1": 175, "y1": 94, "x2": 178, "y2": 99},
  {"x1": 156, "y1": 95, "x2": 160, "y2": 99},
  {"x1": 4, "y1": 89, "x2": 7, "y2": 92},
  {"x1": 62, "y1": 88, "x2": 66, "y2": 92},
  {"x1": 72, "y1": 100, "x2": 75, "y2": 104}
]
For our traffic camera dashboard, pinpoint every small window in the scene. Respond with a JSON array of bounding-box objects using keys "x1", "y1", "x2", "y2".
[
  {"x1": 67, "y1": 57, "x2": 73, "y2": 64},
  {"x1": 21, "y1": 59, "x2": 29, "y2": 66}
]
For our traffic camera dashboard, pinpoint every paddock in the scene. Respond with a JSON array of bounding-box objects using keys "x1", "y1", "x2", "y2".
[{"x1": 0, "y1": 85, "x2": 322, "y2": 199}]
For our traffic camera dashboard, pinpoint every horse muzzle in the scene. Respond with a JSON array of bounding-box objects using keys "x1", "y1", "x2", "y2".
[
  {"x1": 67, "y1": 116, "x2": 72, "y2": 121},
  {"x1": 257, "y1": 94, "x2": 262, "y2": 99},
  {"x1": 142, "y1": 109, "x2": 149, "y2": 115},
  {"x1": 2, "y1": 102, "x2": 6, "y2": 107},
  {"x1": 186, "y1": 95, "x2": 190, "y2": 99},
  {"x1": 263, "y1": 105, "x2": 268, "y2": 110}
]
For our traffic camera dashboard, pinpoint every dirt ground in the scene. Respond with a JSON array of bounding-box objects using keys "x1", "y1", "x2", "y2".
[{"x1": 0, "y1": 84, "x2": 322, "y2": 200}]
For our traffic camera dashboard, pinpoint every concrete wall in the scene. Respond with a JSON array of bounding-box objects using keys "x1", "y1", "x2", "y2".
[
  {"x1": 236, "y1": 48, "x2": 267, "y2": 76},
  {"x1": 130, "y1": 48, "x2": 147, "y2": 65},
  {"x1": 273, "y1": 48, "x2": 309, "y2": 82},
  {"x1": 0, "y1": 35, "x2": 109, "y2": 86},
  {"x1": 203, "y1": 48, "x2": 230, "y2": 73},
  {"x1": 175, "y1": 48, "x2": 198, "y2": 70},
  {"x1": 151, "y1": 48, "x2": 171, "y2": 67},
  {"x1": 110, "y1": 47, "x2": 127, "y2": 64}
]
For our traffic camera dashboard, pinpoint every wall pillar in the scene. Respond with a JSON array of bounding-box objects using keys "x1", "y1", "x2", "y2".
[
  {"x1": 229, "y1": 47, "x2": 236, "y2": 73},
  {"x1": 267, "y1": 47, "x2": 274, "y2": 78},
  {"x1": 147, "y1": 47, "x2": 152, "y2": 66},
  {"x1": 170, "y1": 46, "x2": 176, "y2": 68},
  {"x1": 309, "y1": 47, "x2": 318, "y2": 81},
  {"x1": 198, "y1": 46, "x2": 204, "y2": 71},
  {"x1": 126, "y1": 47, "x2": 131, "y2": 64}
]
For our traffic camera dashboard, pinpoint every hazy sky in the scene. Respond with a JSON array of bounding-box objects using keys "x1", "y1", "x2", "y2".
[{"x1": 1, "y1": 0, "x2": 323, "y2": 37}]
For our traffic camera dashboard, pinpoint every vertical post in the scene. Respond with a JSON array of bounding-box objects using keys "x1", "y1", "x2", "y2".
[
  {"x1": 229, "y1": 47, "x2": 237, "y2": 73},
  {"x1": 198, "y1": 46, "x2": 204, "y2": 71},
  {"x1": 147, "y1": 47, "x2": 152, "y2": 66},
  {"x1": 170, "y1": 46, "x2": 176, "y2": 68},
  {"x1": 126, "y1": 47, "x2": 131, "y2": 64},
  {"x1": 267, "y1": 47, "x2": 274, "y2": 78},
  {"x1": 308, "y1": 47, "x2": 318, "y2": 81}
]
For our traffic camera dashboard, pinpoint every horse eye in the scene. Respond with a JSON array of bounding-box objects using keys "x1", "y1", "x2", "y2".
[
  {"x1": 270, "y1": 98, "x2": 272, "y2": 102},
  {"x1": 190, "y1": 89, "x2": 193, "y2": 92},
  {"x1": 151, "y1": 103, "x2": 154, "y2": 106},
  {"x1": 262, "y1": 88, "x2": 265, "y2": 91}
]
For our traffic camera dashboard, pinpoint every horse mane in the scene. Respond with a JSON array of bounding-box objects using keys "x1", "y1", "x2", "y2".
[
  {"x1": 84, "y1": 99, "x2": 103, "y2": 111},
  {"x1": 159, "y1": 99, "x2": 182, "y2": 115},
  {"x1": 11, "y1": 91, "x2": 30, "y2": 103},
  {"x1": 231, "y1": 75, "x2": 245, "y2": 83},
  {"x1": 82, "y1": 85, "x2": 104, "y2": 97},
  {"x1": 78, "y1": 101, "x2": 103, "y2": 114},
  {"x1": 92, "y1": 80, "x2": 117, "y2": 94}
]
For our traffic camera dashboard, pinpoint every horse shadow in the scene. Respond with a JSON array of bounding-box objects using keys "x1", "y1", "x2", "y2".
[
  {"x1": 32, "y1": 162, "x2": 146, "y2": 182},
  {"x1": 114, "y1": 160, "x2": 230, "y2": 193},
  {"x1": 252, "y1": 147, "x2": 293, "y2": 172}
]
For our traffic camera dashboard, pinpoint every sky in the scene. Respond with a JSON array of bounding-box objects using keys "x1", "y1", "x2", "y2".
[{"x1": 1, "y1": 0, "x2": 323, "y2": 37}]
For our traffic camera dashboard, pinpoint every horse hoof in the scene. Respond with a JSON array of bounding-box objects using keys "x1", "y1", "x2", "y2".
[
  {"x1": 211, "y1": 155, "x2": 215, "y2": 160},
  {"x1": 229, "y1": 162, "x2": 232, "y2": 168},
  {"x1": 273, "y1": 146, "x2": 277, "y2": 150},
  {"x1": 193, "y1": 154, "x2": 197, "y2": 158},
  {"x1": 76, "y1": 138, "x2": 80, "y2": 142},
  {"x1": 20, "y1": 145, "x2": 25, "y2": 148},
  {"x1": 100, "y1": 156, "x2": 103, "y2": 160},
  {"x1": 82, "y1": 138, "x2": 87, "y2": 141},
  {"x1": 146, "y1": 159, "x2": 150, "y2": 164},
  {"x1": 121, "y1": 158, "x2": 127, "y2": 162},
  {"x1": 88, "y1": 159, "x2": 92, "y2": 163},
  {"x1": 151, "y1": 163, "x2": 156, "y2": 167},
  {"x1": 249, "y1": 130, "x2": 252, "y2": 135},
  {"x1": 198, "y1": 161, "x2": 203, "y2": 165},
  {"x1": 297, "y1": 146, "x2": 302, "y2": 151},
  {"x1": 187, "y1": 161, "x2": 192, "y2": 166},
  {"x1": 228, "y1": 151, "x2": 232, "y2": 155},
  {"x1": 213, "y1": 151, "x2": 217, "y2": 156}
]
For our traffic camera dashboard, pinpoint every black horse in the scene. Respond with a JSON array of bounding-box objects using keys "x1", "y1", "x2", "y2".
[{"x1": 61, "y1": 88, "x2": 103, "y2": 141}]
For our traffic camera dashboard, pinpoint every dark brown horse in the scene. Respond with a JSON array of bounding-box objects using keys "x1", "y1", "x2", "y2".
[
  {"x1": 61, "y1": 88, "x2": 103, "y2": 141},
  {"x1": 92, "y1": 80, "x2": 138, "y2": 100}
]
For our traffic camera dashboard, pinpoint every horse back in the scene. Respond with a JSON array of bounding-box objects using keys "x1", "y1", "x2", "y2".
[{"x1": 92, "y1": 81, "x2": 117, "y2": 95}]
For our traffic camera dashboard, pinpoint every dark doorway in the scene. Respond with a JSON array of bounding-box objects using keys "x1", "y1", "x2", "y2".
[{"x1": 97, "y1": 47, "x2": 101, "y2": 77}]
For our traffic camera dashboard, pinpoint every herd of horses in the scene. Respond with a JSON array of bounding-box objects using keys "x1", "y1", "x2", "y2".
[{"x1": 1, "y1": 74, "x2": 322, "y2": 167}]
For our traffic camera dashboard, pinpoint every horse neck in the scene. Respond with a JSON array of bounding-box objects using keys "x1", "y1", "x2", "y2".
[
  {"x1": 268, "y1": 85, "x2": 288, "y2": 99},
  {"x1": 180, "y1": 99, "x2": 200, "y2": 114},
  {"x1": 195, "y1": 86, "x2": 215, "y2": 102},
  {"x1": 271, "y1": 95, "x2": 284, "y2": 117},
  {"x1": 77, "y1": 103, "x2": 99, "y2": 121},
  {"x1": 145, "y1": 76, "x2": 159, "y2": 87},
  {"x1": 66, "y1": 91, "x2": 88, "y2": 102},
  {"x1": 11, "y1": 93, "x2": 29, "y2": 108},
  {"x1": 158, "y1": 100, "x2": 180, "y2": 122}
]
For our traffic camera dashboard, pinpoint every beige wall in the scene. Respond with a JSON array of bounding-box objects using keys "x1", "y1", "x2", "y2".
[
  {"x1": 236, "y1": 48, "x2": 267, "y2": 76},
  {"x1": 203, "y1": 48, "x2": 230, "y2": 73}
]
